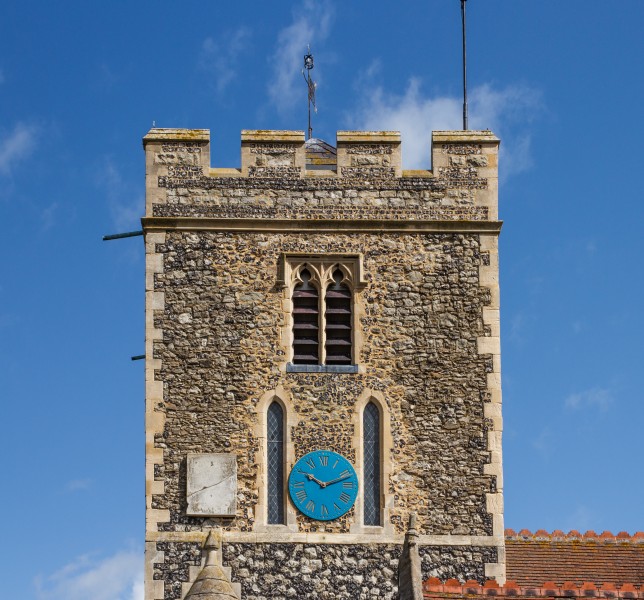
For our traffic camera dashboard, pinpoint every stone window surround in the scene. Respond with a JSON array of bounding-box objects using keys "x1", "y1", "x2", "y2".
[
  {"x1": 277, "y1": 253, "x2": 367, "y2": 373},
  {"x1": 253, "y1": 387, "x2": 299, "y2": 532},
  {"x1": 350, "y1": 389, "x2": 395, "y2": 536}
]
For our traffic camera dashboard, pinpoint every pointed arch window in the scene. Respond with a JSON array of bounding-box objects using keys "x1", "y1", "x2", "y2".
[
  {"x1": 267, "y1": 401, "x2": 285, "y2": 524},
  {"x1": 281, "y1": 255, "x2": 365, "y2": 373},
  {"x1": 363, "y1": 402, "x2": 381, "y2": 526}
]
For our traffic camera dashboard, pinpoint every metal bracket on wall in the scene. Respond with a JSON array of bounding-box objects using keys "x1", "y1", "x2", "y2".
[{"x1": 102, "y1": 230, "x2": 144, "y2": 241}]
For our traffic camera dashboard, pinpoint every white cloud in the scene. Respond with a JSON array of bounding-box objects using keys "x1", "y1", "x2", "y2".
[
  {"x1": 35, "y1": 547, "x2": 143, "y2": 600},
  {"x1": 200, "y1": 27, "x2": 251, "y2": 95},
  {"x1": 565, "y1": 387, "x2": 613, "y2": 412},
  {"x1": 96, "y1": 158, "x2": 143, "y2": 231},
  {"x1": 40, "y1": 202, "x2": 59, "y2": 231},
  {"x1": 532, "y1": 427, "x2": 555, "y2": 459},
  {"x1": 508, "y1": 311, "x2": 530, "y2": 345},
  {"x1": 65, "y1": 478, "x2": 92, "y2": 492},
  {"x1": 571, "y1": 320, "x2": 585, "y2": 334},
  {"x1": 268, "y1": 0, "x2": 333, "y2": 114},
  {"x1": 348, "y1": 78, "x2": 542, "y2": 176},
  {"x1": 563, "y1": 504, "x2": 595, "y2": 533},
  {"x1": 0, "y1": 122, "x2": 38, "y2": 175}
]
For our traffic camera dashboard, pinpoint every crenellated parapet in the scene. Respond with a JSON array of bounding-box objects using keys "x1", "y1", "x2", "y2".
[{"x1": 142, "y1": 128, "x2": 500, "y2": 223}]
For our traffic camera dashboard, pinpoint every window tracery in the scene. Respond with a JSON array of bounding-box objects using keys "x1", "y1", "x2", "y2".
[{"x1": 279, "y1": 255, "x2": 366, "y2": 370}]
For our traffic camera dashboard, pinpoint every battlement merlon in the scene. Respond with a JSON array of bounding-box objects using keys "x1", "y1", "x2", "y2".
[{"x1": 143, "y1": 128, "x2": 500, "y2": 220}]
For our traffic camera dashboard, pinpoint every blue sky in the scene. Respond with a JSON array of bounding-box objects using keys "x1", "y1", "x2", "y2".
[{"x1": 1, "y1": 1, "x2": 643, "y2": 597}]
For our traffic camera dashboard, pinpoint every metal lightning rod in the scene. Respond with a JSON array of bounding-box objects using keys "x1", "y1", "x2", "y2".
[{"x1": 461, "y1": 0, "x2": 469, "y2": 130}]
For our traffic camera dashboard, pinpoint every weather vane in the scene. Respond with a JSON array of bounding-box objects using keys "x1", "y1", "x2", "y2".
[
  {"x1": 302, "y1": 45, "x2": 317, "y2": 140},
  {"x1": 461, "y1": 0, "x2": 469, "y2": 130}
]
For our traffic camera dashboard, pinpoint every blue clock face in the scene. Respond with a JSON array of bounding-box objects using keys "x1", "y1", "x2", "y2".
[{"x1": 288, "y1": 450, "x2": 359, "y2": 521}]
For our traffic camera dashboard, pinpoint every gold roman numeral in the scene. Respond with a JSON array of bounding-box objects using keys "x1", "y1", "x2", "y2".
[
  {"x1": 305, "y1": 457, "x2": 315, "y2": 469},
  {"x1": 293, "y1": 481, "x2": 305, "y2": 489},
  {"x1": 306, "y1": 500, "x2": 315, "y2": 512},
  {"x1": 319, "y1": 455, "x2": 328, "y2": 467},
  {"x1": 296, "y1": 490, "x2": 307, "y2": 501},
  {"x1": 342, "y1": 481, "x2": 354, "y2": 489},
  {"x1": 339, "y1": 492, "x2": 351, "y2": 503},
  {"x1": 339, "y1": 469, "x2": 350, "y2": 478},
  {"x1": 320, "y1": 504, "x2": 329, "y2": 517}
]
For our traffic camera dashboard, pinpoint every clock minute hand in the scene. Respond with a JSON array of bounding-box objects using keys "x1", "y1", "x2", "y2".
[{"x1": 323, "y1": 474, "x2": 351, "y2": 486}]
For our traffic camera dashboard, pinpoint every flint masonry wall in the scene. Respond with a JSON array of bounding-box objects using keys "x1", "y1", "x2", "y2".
[{"x1": 143, "y1": 129, "x2": 504, "y2": 600}]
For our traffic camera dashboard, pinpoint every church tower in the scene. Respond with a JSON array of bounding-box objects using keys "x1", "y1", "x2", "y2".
[{"x1": 142, "y1": 128, "x2": 504, "y2": 599}]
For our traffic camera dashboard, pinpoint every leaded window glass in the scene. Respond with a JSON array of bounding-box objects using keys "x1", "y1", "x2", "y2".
[
  {"x1": 267, "y1": 401, "x2": 285, "y2": 524},
  {"x1": 363, "y1": 402, "x2": 381, "y2": 526}
]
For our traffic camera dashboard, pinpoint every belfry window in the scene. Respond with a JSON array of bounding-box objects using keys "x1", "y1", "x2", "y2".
[
  {"x1": 280, "y1": 254, "x2": 365, "y2": 372},
  {"x1": 267, "y1": 401, "x2": 285, "y2": 524},
  {"x1": 363, "y1": 402, "x2": 381, "y2": 526}
]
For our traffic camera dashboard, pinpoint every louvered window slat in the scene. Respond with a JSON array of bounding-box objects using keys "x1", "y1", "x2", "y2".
[
  {"x1": 292, "y1": 269, "x2": 319, "y2": 364},
  {"x1": 325, "y1": 269, "x2": 352, "y2": 365}
]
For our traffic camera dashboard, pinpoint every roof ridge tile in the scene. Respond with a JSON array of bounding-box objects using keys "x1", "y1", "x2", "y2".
[
  {"x1": 422, "y1": 579, "x2": 644, "y2": 599},
  {"x1": 505, "y1": 528, "x2": 644, "y2": 544}
]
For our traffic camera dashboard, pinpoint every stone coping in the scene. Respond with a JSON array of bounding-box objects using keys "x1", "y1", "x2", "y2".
[
  {"x1": 432, "y1": 130, "x2": 500, "y2": 144},
  {"x1": 241, "y1": 130, "x2": 305, "y2": 143},
  {"x1": 337, "y1": 131, "x2": 401, "y2": 143},
  {"x1": 143, "y1": 128, "x2": 210, "y2": 143}
]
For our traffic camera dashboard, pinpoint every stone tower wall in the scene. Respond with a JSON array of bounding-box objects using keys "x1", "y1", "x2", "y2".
[{"x1": 143, "y1": 129, "x2": 504, "y2": 600}]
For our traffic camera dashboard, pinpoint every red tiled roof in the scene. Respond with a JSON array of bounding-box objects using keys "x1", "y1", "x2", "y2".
[
  {"x1": 422, "y1": 529, "x2": 644, "y2": 598},
  {"x1": 505, "y1": 529, "x2": 644, "y2": 587}
]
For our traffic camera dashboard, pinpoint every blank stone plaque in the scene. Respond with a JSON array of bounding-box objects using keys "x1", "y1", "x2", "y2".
[{"x1": 186, "y1": 453, "x2": 237, "y2": 516}]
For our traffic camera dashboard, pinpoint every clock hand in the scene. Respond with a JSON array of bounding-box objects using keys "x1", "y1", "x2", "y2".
[
  {"x1": 322, "y1": 474, "x2": 351, "y2": 486},
  {"x1": 297, "y1": 468, "x2": 327, "y2": 487}
]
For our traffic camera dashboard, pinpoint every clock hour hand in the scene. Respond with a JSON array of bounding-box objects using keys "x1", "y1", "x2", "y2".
[{"x1": 297, "y1": 468, "x2": 327, "y2": 487}]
